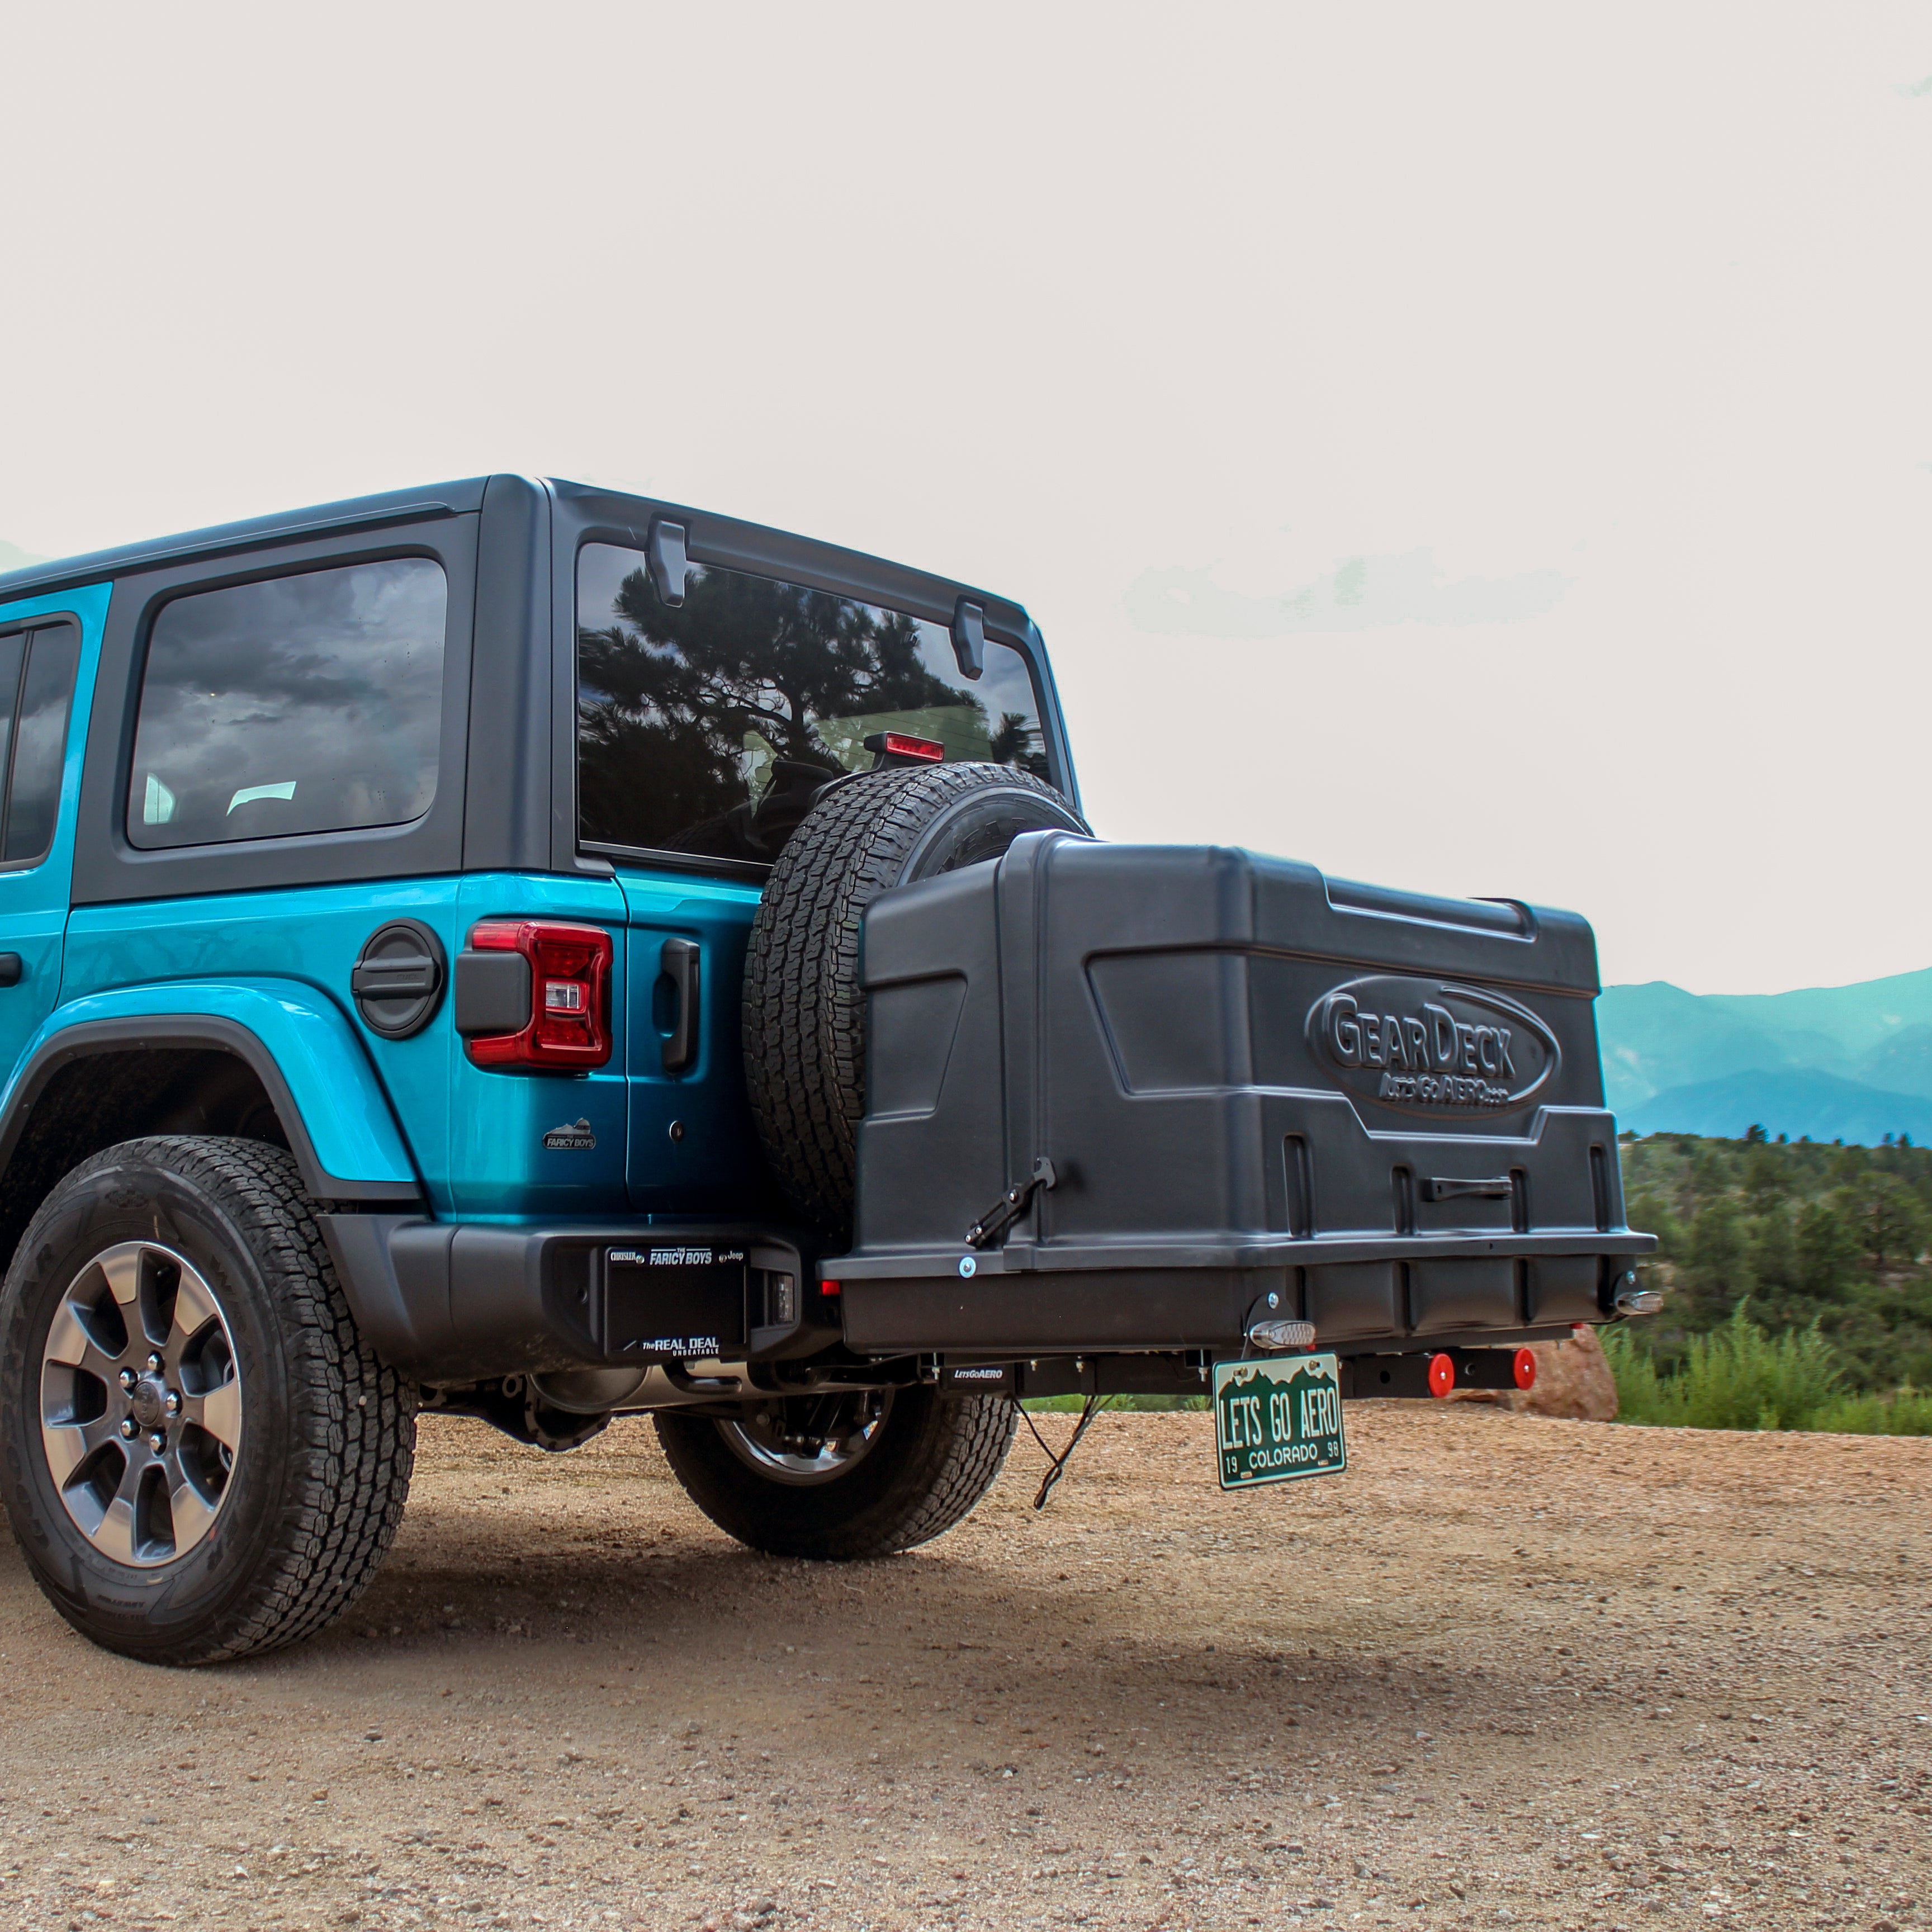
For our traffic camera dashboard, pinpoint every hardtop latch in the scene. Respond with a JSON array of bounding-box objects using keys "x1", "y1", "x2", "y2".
[{"x1": 966, "y1": 1156, "x2": 1057, "y2": 1251}]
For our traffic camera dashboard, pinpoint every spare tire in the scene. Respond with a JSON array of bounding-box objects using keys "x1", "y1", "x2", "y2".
[{"x1": 743, "y1": 762, "x2": 1089, "y2": 1240}]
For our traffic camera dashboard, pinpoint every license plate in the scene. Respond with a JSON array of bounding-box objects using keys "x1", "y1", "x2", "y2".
[{"x1": 1213, "y1": 1352, "x2": 1347, "y2": 1489}]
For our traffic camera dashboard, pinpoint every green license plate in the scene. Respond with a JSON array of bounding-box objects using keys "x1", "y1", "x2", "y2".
[{"x1": 1213, "y1": 1352, "x2": 1347, "y2": 1489}]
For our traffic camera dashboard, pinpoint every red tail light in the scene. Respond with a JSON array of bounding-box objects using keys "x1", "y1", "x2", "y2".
[
  {"x1": 1513, "y1": 1347, "x2": 1538, "y2": 1391},
  {"x1": 462, "y1": 920, "x2": 613, "y2": 1071},
  {"x1": 863, "y1": 730, "x2": 946, "y2": 766},
  {"x1": 1428, "y1": 1352, "x2": 1456, "y2": 1398}
]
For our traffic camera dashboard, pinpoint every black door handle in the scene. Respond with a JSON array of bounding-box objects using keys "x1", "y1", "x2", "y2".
[
  {"x1": 660, "y1": 938, "x2": 700, "y2": 1074},
  {"x1": 0, "y1": 955, "x2": 20, "y2": 988}
]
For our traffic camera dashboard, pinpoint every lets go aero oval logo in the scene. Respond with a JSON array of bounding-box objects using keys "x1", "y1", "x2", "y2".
[{"x1": 1307, "y1": 976, "x2": 1559, "y2": 1115}]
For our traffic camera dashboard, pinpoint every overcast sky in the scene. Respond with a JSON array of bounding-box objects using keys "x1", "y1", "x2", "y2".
[{"x1": 2, "y1": 3, "x2": 1927, "y2": 996}]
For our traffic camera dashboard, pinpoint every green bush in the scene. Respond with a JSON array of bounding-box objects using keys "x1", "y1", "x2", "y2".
[
  {"x1": 1605, "y1": 1304, "x2": 1843, "y2": 1429},
  {"x1": 1808, "y1": 1389, "x2": 1932, "y2": 1436},
  {"x1": 1606, "y1": 1304, "x2": 1932, "y2": 1433}
]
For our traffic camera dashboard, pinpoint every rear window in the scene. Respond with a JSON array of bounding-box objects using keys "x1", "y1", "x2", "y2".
[
  {"x1": 127, "y1": 558, "x2": 446, "y2": 849},
  {"x1": 576, "y1": 543, "x2": 1052, "y2": 864}
]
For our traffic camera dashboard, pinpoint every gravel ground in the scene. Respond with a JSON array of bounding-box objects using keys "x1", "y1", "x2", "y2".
[{"x1": 0, "y1": 1401, "x2": 1926, "y2": 1932}]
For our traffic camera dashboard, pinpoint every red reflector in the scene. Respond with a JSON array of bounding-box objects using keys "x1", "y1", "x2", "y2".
[
  {"x1": 465, "y1": 920, "x2": 613, "y2": 1071},
  {"x1": 1513, "y1": 1347, "x2": 1538, "y2": 1391},
  {"x1": 1427, "y1": 1352, "x2": 1456, "y2": 1399},
  {"x1": 879, "y1": 732, "x2": 944, "y2": 761},
  {"x1": 820, "y1": 1278, "x2": 842, "y2": 1296}
]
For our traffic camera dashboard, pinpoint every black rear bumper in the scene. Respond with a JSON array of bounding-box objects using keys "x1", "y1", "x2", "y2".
[
  {"x1": 832, "y1": 1236, "x2": 1646, "y2": 1356},
  {"x1": 319, "y1": 1209, "x2": 1644, "y2": 1385},
  {"x1": 316, "y1": 1215, "x2": 830, "y2": 1384}
]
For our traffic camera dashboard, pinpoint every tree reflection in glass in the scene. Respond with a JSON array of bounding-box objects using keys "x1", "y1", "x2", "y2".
[{"x1": 576, "y1": 544, "x2": 1049, "y2": 863}]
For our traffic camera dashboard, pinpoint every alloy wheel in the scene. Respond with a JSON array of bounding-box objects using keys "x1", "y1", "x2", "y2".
[
  {"x1": 38, "y1": 1241, "x2": 242, "y2": 1566},
  {"x1": 718, "y1": 1390, "x2": 892, "y2": 1485}
]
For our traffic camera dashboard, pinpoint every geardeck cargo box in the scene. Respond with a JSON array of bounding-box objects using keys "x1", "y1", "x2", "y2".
[{"x1": 835, "y1": 834, "x2": 1647, "y2": 1357}]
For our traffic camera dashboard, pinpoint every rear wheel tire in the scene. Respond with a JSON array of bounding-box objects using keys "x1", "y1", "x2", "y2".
[
  {"x1": 0, "y1": 1137, "x2": 415, "y2": 1665},
  {"x1": 743, "y1": 761, "x2": 1087, "y2": 1238},
  {"x1": 654, "y1": 1387, "x2": 1016, "y2": 1560}
]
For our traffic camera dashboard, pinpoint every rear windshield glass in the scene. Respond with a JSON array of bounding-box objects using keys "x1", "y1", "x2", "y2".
[
  {"x1": 576, "y1": 543, "x2": 1051, "y2": 865},
  {"x1": 127, "y1": 557, "x2": 446, "y2": 849}
]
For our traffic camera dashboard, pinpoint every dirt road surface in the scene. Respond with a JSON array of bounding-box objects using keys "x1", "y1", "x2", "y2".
[{"x1": 0, "y1": 1403, "x2": 1927, "y2": 1932}]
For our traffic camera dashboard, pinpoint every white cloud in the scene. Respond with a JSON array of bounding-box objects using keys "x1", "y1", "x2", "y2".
[{"x1": 1124, "y1": 550, "x2": 1571, "y2": 637}]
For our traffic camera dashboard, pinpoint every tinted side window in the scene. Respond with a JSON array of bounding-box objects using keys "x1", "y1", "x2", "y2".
[
  {"x1": 127, "y1": 558, "x2": 446, "y2": 849},
  {"x1": 0, "y1": 623, "x2": 80, "y2": 867},
  {"x1": 576, "y1": 544, "x2": 1052, "y2": 864},
  {"x1": 4, "y1": 624, "x2": 80, "y2": 862},
  {"x1": 0, "y1": 633, "x2": 22, "y2": 833}
]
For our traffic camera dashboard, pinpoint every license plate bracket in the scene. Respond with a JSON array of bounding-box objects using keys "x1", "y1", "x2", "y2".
[
  {"x1": 1213, "y1": 1352, "x2": 1347, "y2": 1490},
  {"x1": 602, "y1": 1243, "x2": 747, "y2": 1359}
]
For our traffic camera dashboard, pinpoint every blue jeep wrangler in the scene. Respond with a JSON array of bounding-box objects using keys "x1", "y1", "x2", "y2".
[{"x1": 0, "y1": 476, "x2": 1651, "y2": 1665}]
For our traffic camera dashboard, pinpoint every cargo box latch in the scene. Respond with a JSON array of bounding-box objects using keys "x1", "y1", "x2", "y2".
[{"x1": 966, "y1": 1157, "x2": 1058, "y2": 1251}]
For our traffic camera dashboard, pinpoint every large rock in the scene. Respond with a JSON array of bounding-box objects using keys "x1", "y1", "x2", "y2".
[{"x1": 1447, "y1": 1325, "x2": 1619, "y2": 1422}]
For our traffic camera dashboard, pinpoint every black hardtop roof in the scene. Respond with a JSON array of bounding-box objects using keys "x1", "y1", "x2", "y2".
[
  {"x1": 0, "y1": 477, "x2": 492, "y2": 603},
  {"x1": 0, "y1": 475, "x2": 1035, "y2": 641}
]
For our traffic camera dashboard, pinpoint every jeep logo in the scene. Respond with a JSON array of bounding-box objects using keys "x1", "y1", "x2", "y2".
[{"x1": 1308, "y1": 975, "x2": 1557, "y2": 1114}]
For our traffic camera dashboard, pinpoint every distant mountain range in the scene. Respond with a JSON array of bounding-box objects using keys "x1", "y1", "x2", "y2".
[{"x1": 1598, "y1": 969, "x2": 1932, "y2": 1144}]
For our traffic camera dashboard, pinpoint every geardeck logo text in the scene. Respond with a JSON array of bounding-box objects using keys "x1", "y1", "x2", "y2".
[{"x1": 1309, "y1": 975, "x2": 1557, "y2": 1114}]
